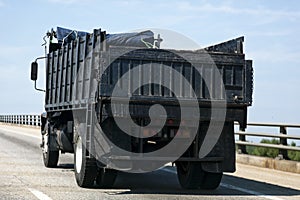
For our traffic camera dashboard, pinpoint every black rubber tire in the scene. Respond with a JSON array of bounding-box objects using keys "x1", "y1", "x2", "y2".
[
  {"x1": 200, "y1": 171, "x2": 223, "y2": 190},
  {"x1": 42, "y1": 124, "x2": 59, "y2": 168},
  {"x1": 74, "y1": 135, "x2": 97, "y2": 188},
  {"x1": 43, "y1": 147, "x2": 59, "y2": 168},
  {"x1": 176, "y1": 161, "x2": 204, "y2": 189},
  {"x1": 96, "y1": 168, "x2": 118, "y2": 188}
]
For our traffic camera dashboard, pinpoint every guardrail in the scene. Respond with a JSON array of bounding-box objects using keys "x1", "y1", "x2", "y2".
[
  {"x1": 0, "y1": 115, "x2": 41, "y2": 126},
  {"x1": 0, "y1": 115, "x2": 299, "y2": 159},
  {"x1": 236, "y1": 122, "x2": 300, "y2": 160}
]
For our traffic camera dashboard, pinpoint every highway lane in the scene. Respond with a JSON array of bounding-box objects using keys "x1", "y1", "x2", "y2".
[{"x1": 0, "y1": 124, "x2": 300, "y2": 200}]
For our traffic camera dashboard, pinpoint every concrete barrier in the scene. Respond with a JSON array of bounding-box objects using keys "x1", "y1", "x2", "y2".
[
  {"x1": 0, "y1": 122, "x2": 40, "y2": 129},
  {"x1": 236, "y1": 153, "x2": 300, "y2": 174}
]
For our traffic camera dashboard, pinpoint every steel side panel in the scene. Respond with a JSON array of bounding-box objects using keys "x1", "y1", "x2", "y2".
[{"x1": 45, "y1": 33, "x2": 252, "y2": 112}]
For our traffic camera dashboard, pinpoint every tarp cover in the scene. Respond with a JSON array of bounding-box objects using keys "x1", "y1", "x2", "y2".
[
  {"x1": 106, "y1": 31, "x2": 154, "y2": 47},
  {"x1": 56, "y1": 27, "x2": 154, "y2": 48},
  {"x1": 56, "y1": 27, "x2": 88, "y2": 44}
]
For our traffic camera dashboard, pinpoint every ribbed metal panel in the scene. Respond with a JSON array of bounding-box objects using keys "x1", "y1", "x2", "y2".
[
  {"x1": 45, "y1": 29, "x2": 104, "y2": 111},
  {"x1": 45, "y1": 31, "x2": 252, "y2": 112},
  {"x1": 100, "y1": 51, "x2": 247, "y2": 103}
]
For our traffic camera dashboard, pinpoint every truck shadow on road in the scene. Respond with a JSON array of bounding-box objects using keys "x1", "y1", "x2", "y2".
[
  {"x1": 54, "y1": 162, "x2": 300, "y2": 196},
  {"x1": 57, "y1": 163, "x2": 74, "y2": 169},
  {"x1": 107, "y1": 166, "x2": 300, "y2": 196}
]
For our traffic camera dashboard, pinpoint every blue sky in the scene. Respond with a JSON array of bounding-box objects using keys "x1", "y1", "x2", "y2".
[{"x1": 0, "y1": 0, "x2": 300, "y2": 125}]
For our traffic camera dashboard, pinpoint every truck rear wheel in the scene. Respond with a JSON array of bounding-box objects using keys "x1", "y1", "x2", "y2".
[
  {"x1": 176, "y1": 161, "x2": 204, "y2": 189},
  {"x1": 176, "y1": 161, "x2": 223, "y2": 190},
  {"x1": 199, "y1": 171, "x2": 223, "y2": 190},
  {"x1": 42, "y1": 123, "x2": 59, "y2": 168},
  {"x1": 74, "y1": 135, "x2": 97, "y2": 188},
  {"x1": 96, "y1": 168, "x2": 118, "y2": 188}
]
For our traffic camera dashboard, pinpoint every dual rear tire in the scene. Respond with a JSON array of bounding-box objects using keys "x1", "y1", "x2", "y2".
[
  {"x1": 176, "y1": 161, "x2": 223, "y2": 190},
  {"x1": 42, "y1": 123, "x2": 59, "y2": 168},
  {"x1": 74, "y1": 134, "x2": 117, "y2": 188},
  {"x1": 42, "y1": 122, "x2": 221, "y2": 190}
]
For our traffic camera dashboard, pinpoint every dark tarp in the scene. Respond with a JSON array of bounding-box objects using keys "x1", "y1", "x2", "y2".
[
  {"x1": 106, "y1": 30, "x2": 154, "y2": 48},
  {"x1": 56, "y1": 27, "x2": 154, "y2": 48},
  {"x1": 56, "y1": 27, "x2": 88, "y2": 44}
]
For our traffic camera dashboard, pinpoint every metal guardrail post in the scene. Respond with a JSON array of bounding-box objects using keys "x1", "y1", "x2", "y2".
[
  {"x1": 279, "y1": 126, "x2": 289, "y2": 160},
  {"x1": 238, "y1": 127, "x2": 247, "y2": 154},
  {"x1": 38, "y1": 115, "x2": 41, "y2": 126}
]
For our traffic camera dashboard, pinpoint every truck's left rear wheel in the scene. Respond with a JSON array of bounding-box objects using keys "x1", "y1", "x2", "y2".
[
  {"x1": 96, "y1": 168, "x2": 118, "y2": 188},
  {"x1": 42, "y1": 123, "x2": 59, "y2": 168},
  {"x1": 74, "y1": 134, "x2": 97, "y2": 188}
]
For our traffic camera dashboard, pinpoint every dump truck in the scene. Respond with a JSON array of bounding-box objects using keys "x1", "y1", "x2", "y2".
[{"x1": 30, "y1": 27, "x2": 253, "y2": 189}]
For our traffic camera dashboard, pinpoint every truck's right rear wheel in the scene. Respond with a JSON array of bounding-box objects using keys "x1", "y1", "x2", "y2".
[
  {"x1": 176, "y1": 161, "x2": 204, "y2": 189},
  {"x1": 200, "y1": 171, "x2": 223, "y2": 190},
  {"x1": 176, "y1": 161, "x2": 223, "y2": 190},
  {"x1": 74, "y1": 135, "x2": 97, "y2": 188}
]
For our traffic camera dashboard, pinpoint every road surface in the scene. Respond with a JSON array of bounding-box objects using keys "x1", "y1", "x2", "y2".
[{"x1": 0, "y1": 124, "x2": 299, "y2": 200}]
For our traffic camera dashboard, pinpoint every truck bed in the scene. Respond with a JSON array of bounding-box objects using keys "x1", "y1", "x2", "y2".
[{"x1": 44, "y1": 29, "x2": 253, "y2": 112}]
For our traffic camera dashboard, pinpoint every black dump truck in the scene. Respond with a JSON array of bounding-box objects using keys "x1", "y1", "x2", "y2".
[{"x1": 31, "y1": 27, "x2": 253, "y2": 189}]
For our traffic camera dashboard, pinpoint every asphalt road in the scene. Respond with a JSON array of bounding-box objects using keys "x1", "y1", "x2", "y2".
[{"x1": 0, "y1": 124, "x2": 300, "y2": 200}]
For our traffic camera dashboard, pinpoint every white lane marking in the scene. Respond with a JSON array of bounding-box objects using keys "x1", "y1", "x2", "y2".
[
  {"x1": 28, "y1": 188, "x2": 53, "y2": 200},
  {"x1": 161, "y1": 168, "x2": 285, "y2": 200},
  {"x1": 0, "y1": 128, "x2": 40, "y2": 139},
  {"x1": 220, "y1": 183, "x2": 285, "y2": 200}
]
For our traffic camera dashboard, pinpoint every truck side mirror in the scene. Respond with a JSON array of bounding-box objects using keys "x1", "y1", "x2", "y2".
[{"x1": 31, "y1": 62, "x2": 38, "y2": 81}]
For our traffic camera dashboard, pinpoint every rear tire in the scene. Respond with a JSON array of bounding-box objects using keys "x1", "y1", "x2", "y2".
[
  {"x1": 42, "y1": 123, "x2": 59, "y2": 168},
  {"x1": 176, "y1": 161, "x2": 223, "y2": 190},
  {"x1": 200, "y1": 171, "x2": 223, "y2": 190},
  {"x1": 74, "y1": 134, "x2": 97, "y2": 188},
  {"x1": 96, "y1": 168, "x2": 118, "y2": 188},
  {"x1": 176, "y1": 161, "x2": 204, "y2": 189}
]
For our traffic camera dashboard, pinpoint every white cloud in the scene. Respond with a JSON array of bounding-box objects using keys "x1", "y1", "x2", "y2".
[
  {"x1": 48, "y1": 0, "x2": 93, "y2": 4},
  {"x1": 0, "y1": 46, "x2": 29, "y2": 62},
  {"x1": 247, "y1": 30, "x2": 292, "y2": 37},
  {"x1": 174, "y1": 2, "x2": 300, "y2": 23},
  {"x1": 48, "y1": 0, "x2": 77, "y2": 4},
  {"x1": 248, "y1": 49, "x2": 300, "y2": 64}
]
